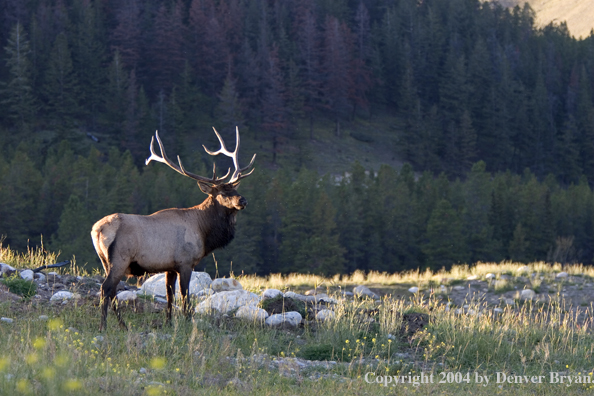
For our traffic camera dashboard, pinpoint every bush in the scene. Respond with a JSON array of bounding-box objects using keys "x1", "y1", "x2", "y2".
[{"x1": 1, "y1": 275, "x2": 37, "y2": 298}]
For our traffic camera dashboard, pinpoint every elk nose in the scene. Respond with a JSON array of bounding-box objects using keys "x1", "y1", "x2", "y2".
[{"x1": 239, "y1": 197, "x2": 247, "y2": 207}]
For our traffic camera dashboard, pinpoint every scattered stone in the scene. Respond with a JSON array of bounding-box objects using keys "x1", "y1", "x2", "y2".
[
  {"x1": 19, "y1": 269, "x2": 34, "y2": 281},
  {"x1": 453, "y1": 286, "x2": 465, "y2": 291},
  {"x1": 1, "y1": 317, "x2": 14, "y2": 323},
  {"x1": 556, "y1": 272, "x2": 568, "y2": 279},
  {"x1": 38, "y1": 315, "x2": 49, "y2": 320},
  {"x1": 283, "y1": 291, "x2": 303, "y2": 300},
  {"x1": 47, "y1": 272, "x2": 59, "y2": 277},
  {"x1": 138, "y1": 272, "x2": 212, "y2": 297},
  {"x1": 505, "y1": 299, "x2": 515, "y2": 306},
  {"x1": 139, "y1": 368, "x2": 148, "y2": 375},
  {"x1": 499, "y1": 274, "x2": 511, "y2": 280},
  {"x1": 493, "y1": 308, "x2": 503, "y2": 313},
  {"x1": 408, "y1": 286, "x2": 419, "y2": 293},
  {"x1": 265, "y1": 311, "x2": 302, "y2": 327},
  {"x1": 34, "y1": 272, "x2": 46, "y2": 282},
  {"x1": 196, "y1": 290, "x2": 260, "y2": 314},
  {"x1": 485, "y1": 273, "x2": 496, "y2": 280},
  {"x1": 235, "y1": 305, "x2": 269, "y2": 321},
  {"x1": 353, "y1": 285, "x2": 379, "y2": 299},
  {"x1": 341, "y1": 291, "x2": 354, "y2": 297},
  {"x1": 211, "y1": 278, "x2": 243, "y2": 292},
  {"x1": 304, "y1": 288, "x2": 324, "y2": 296},
  {"x1": 467, "y1": 275, "x2": 478, "y2": 280},
  {"x1": 155, "y1": 297, "x2": 167, "y2": 304},
  {"x1": 0, "y1": 263, "x2": 16, "y2": 277},
  {"x1": 315, "y1": 309, "x2": 335, "y2": 321},
  {"x1": 521, "y1": 289, "x2": 536, "y2": 300},
  {"x1": 440, "y1": 285, "x2": 447, "y2": 292},
  {"x1": 517, "y1": 266, "x2": 530, "y2": 273},
  {"x1": 261, "y1": 289, "x2": 283, "y2": 300},
  {"x1": 387, "y1": 334, "x2": 396, "y2": 340},
  {"x1": 116, "y1": 290, "x2": 138, "y2": 302},
  {"x1": 50, "y1": 291, "x2": 81, "y2": 301}
]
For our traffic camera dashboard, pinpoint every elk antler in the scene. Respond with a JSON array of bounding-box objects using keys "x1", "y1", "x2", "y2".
[
  {"x1": 203, "y1": 126, "x2": 256, "y2": 183},
  {"x1": 145, "y1": 131, "x2": 230, "y2": 184}
]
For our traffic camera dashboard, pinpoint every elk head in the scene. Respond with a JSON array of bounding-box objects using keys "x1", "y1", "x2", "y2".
[{"x1": 145, "y1": 126, "x2": 256, "y2": 210}]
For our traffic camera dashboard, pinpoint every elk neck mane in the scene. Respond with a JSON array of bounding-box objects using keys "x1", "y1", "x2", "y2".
[{"x1": 194, "y1": 195, "x2": 237, "y2": 256}]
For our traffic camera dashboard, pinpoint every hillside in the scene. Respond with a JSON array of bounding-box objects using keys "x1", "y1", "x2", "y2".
[{"x1": 491, "y1": 0, "x2": 594, "y2": 38}]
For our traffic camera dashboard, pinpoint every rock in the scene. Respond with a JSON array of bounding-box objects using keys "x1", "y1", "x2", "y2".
[
  {"x1": 517, "y1": 266, "x2": 530, "y2": 273},
  {"x1": 211, "y1": 278, "x2": 243, "y2": 292},
  {"x1": 34, "y1": 272, "x2": 46, "y2": 282},
  {"x1": 50, "y1": 291, "x2": 81, "y2": 301},
  {"x1": 235, "y1": 306, "x2": 269, "y2": 321},
  {"x1": 440, "y1": 285, "x2": 447, "y2": 292},
  {"x1": 505, "y1": 299, "x2": 515, "y2": 306},
  {"x1": 138, "y1": 272, "x2": 212, "y2": 297},
  {"x1": 196, "y1": 290, "x2": 260, "y2": 314},
  {"x1": 499, "y1": 274, "x2": 511, "y2": 280},
  {"x1": 0, "y1": 263, "x2": 16, "y2": 277},
  {"x1": 304, "y1": 288, "x2": 324, "y2": 296},
  {"x1": 139, "y1": 368, "x2": 148, "y2": 375},
  {"x1": 341, "y1": 291, "x2": 354, "y2": 297},
  {"x1": 485, "y1": 273, "x2": 496, "y2": 280},
  {"x1": 19, "y1": 269, "x2": 34, "y2": 281},
  {"x1": 38, "y1": 315, "x2": 49, "y2": 320},
  {"x1": 265, "y1": 311, "x2": 302, "y2": 327},
  {"x1": 261, "y1": 289, "x2": 283, "y2": 300},
  {"x1": 195, "y1": 289, "x2": 214, "y2": 298},
  {"x1": 521, "y1": 289, "x2": 535, "y2": 300},
  {"x1": 315, "y1": 309, "x2": 335, "y2": 321},
  {"x1": 408, "y1": 287, "x2": 419, "y2": 293},
  {"x1": 453, "y1": 286, "x2": 465, "y2": 291},
  {"x1": 467, "y1": 275, "x2": 478, "y2": 280},
  {"x1": 353, "y1": 285, "x2": 379, "y2": 299},
  {"x1": 1, "y1": 317, "x2": 14, "y2": 323},
  {"x1": 116, "y1": 291, "x2": 138, "y2": 302},
  {"x1": 284, "y1": 291, "x2": 308, "y2": 301},
  {"x1": 155, "y1": 297, "x2": 167, "y2": 304},
  {"x1": 493, "y1": 308, "x2": 503, "y2": 314},
  {"x1": 556, "y1": 272, "x2": 568, "y2": 279}
]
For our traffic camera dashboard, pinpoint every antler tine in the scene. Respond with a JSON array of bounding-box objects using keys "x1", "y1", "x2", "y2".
[
  {"x1": 146, "y1": 131, "x2": 221, "y2": 184},
  {"x1": 203, "y1": 126, "x2": 256, "y2": 183}
]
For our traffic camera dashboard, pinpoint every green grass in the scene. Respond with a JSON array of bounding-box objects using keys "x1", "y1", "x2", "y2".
[
  {"x1": 0, "y1": 275, "x2": 37, "y2": 298},
  {"x1": 2, "y1": 245, "x2": 594, "y2": 395}
]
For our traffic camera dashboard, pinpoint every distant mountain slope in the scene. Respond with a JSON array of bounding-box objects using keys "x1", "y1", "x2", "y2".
[{"x1": 491, "y1": 0, "x2": 593, "y2": 38}]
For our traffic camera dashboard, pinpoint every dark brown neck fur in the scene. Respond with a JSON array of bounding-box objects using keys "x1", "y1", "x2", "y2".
[{"x1": 196, "y1": 196, "x2": 237, "y2": 256}]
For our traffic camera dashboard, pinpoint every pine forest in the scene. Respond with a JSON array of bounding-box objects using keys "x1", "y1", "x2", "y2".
[{"x1": 1, "y1": 0, "x2": 594, "y2": 274}]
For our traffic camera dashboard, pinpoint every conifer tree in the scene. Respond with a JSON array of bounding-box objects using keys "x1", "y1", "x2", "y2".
[
  {"x1": 423, "y1": 199, "x2": 467, "y2": 269},
  {"x1": 43, "y1": 32, "x2": 80, "y2": 132},
  {"x1": 2, "y1": 22, "x2": 38, "y2": 131}
]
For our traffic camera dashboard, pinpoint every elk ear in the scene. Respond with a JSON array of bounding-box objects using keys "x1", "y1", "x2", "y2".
[
  {"x1": 231, "y1": 181, "x2": 241, "y2": 189},
  {"x1": 198, "y1": 181, "x2": 215, "y2": 195}
]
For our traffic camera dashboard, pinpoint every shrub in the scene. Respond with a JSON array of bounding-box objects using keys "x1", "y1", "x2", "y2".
[{"x1": 1, "y1": 275, "x2": 37, "y2": 298}]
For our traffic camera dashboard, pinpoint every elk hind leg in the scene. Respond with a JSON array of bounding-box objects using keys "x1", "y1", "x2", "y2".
[
  {"x1": 100, "y1": 266, "x2": 127, "y2": 331},
  {"x1": 178, "y1": 267, "x2": 193, "y2": 319},
  {"x1": 165, "y1": 271, "x2": 178, "y2": 324}
]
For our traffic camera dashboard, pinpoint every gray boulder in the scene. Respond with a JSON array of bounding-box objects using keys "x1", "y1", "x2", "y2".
[
  {"x1": 138, "y1": 272, "x2": 212, "y2": 298},
  {"x1": 196, "y1": 290, "x2": 260, "y2": 314}
]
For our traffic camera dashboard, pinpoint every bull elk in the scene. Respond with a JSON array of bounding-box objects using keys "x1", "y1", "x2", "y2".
[{"x1": 91, "y1": 127, "x2": 255, "y2": 331}]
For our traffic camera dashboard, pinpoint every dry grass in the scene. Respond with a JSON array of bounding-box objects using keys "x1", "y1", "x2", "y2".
[{"x1": 489, "y1": 0, "x2": 594, "y2": 38}]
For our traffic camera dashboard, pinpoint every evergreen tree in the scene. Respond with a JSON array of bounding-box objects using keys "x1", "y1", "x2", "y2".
[
  {"x1": 295, "y1": 191, "x2": 346, "y2": 275},
  {"x1": 423, "y1": 199, "x2": 467, "y2": 270},
  {"x1": 51, "y1": 194, "x2": 94, "y2": 265},
  {"x1": 43, "y1": 32, "x2": 80, "y2": 132},
  {"x1": 1, "y1": 22, "x2": 37, "y2": 131},
  {"x1": 216, "y1": 72, "x2": 245, "y2": 134}
]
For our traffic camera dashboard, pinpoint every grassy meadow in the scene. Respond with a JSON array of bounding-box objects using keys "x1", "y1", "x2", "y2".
[{"x1": 1, "y1": 245, "x2": 594, "y2": 395}]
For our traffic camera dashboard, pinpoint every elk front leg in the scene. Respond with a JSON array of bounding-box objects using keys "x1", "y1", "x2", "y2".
[
  {"x1": 178, "y1": 267, "x2": 193, "y2": 319},
  {"x1": 165, "y1": 271, "x2": 178, "y2": 324}
]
